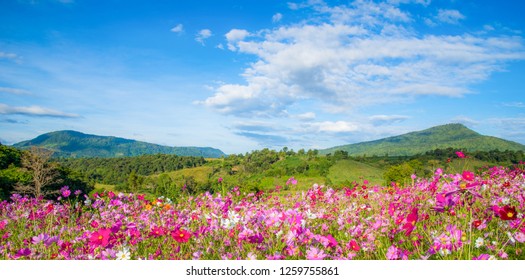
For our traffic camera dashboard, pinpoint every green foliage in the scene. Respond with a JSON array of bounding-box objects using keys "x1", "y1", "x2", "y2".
[
  {"x1": 0, "y1": 144, "x2": 93, "y2": 200},
  {"x1": 13, "y1": 130, "x2": 225, "y2": 158},
  {"x1": 321, "y1": 123, "x2": 525, "y2": 157},
  {"x1": 57, "y1": 154, "x2": 207, "y2": 185},
  {"x1": 384, "y1": 159, "x2": 425, "y2": 186}
]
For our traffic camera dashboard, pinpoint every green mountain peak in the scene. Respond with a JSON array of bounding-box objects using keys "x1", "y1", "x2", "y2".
[
  {"x1": 13, "y1": 130, "x2": 226, "y2": 158},
  {"x1": 321, "y1": 123, "x2": 525, "y2": 156}
]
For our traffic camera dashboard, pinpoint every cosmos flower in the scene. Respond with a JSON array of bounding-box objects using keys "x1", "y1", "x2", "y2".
[
  {"x1": 116, "y1": 247, "x2": 131, "y2": 260},
  {"x1": 306, "y1": 247, "x2": 327, "y2": 260},
  {"x1": 172, "y1": 229, "x2": 191, "y2": 243},
  {"x1": 89, "y1": 228, "x2": 111, "y2": 247},
  {"x1": 498, "y1": 205, "x2": 517, "y2": 221}
]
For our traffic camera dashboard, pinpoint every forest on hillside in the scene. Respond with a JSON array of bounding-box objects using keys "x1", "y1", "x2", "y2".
[{"x1": 1, "y1": 143, "x2": 523, "y2": 201}]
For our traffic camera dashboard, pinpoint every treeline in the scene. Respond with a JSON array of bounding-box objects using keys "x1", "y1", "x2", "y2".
[
  {"x1": 422, "y1": 147, "x2": 524, "y2": 163},
  {"x1": 0, "y1": 145, "x2": 93, "y2": 200},
  {"x1": 56, "y1": 154, "x2": 207, "y2": 186}
]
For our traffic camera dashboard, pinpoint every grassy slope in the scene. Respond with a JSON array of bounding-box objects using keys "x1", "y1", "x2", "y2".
[{"x1": 328, "y1": 159, "x2": 385, "y2": 186}]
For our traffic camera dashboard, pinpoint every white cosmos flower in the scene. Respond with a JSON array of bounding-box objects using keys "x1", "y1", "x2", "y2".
[
  {"x1": 475, "y1": 237, "x2": 484, "y2": 248},
  {"x1": 116, "y1": 247, "x2": 131, "y2": 260},
  {"x1": 305, "y1": 209, "x2": 317, "y2": 219}
]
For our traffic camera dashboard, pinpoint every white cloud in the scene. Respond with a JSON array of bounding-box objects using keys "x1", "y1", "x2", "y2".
[
  {"x1": 296, "y1": 112, "x2": 316, "y2": 121},
  {"x1": 272, "y1": 13, "x2": 283, "y2": 23},
  {"x1": 196, "y1": 29, "x2": 212, "y2": 45},
  {"x1": 225, "y1": 29, "x2": 251, "y2": 51},
  {"x1": 0, "y1": 87, "x2": 31, "y2": 95},
  {"x1": 451, "y1": 116, "x2": 480, "y2": 127},
  {"x1": 201, "y1": 1, "x2": 525, "y2": 118},
  {"x1": 435, "y1": 9, "x2": 465, "y2": 25},
  {"x1": 0, "y1": 51, "x2": 17, "y2": 60},
  {"x1": 309, "y1": 121, "x2": 361, "y2": 133},
  {"x1": 170, "y1": 24, "x2": 184, "y2": 34},
  {"x1": 501, "y1": 101, "x2": 525, "y2": 108},
  {"x1": 0, "y1": 103, "x2": 79, "y2": 118}
]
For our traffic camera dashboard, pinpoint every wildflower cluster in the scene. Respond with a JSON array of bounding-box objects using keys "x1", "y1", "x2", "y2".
[{"x1": 0, "y1": 166, "x2": 524, "y2": 260}]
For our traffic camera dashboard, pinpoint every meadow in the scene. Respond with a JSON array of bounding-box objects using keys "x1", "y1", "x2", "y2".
[{"x1": 1, "y1": 154, "x2": 524, "y2": 260}]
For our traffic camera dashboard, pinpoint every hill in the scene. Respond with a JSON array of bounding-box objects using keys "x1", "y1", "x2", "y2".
[
  {"x1": 12, "y1": 130, "x2": 226, "y2": 158},
  {"x1": 321, "y1": 123, "x2": 525, "y2": 156}
]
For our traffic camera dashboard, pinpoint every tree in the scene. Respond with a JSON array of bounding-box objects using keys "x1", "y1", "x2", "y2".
[{"x1": 15, "y1": 147, "x2": 61, "y2": 197}]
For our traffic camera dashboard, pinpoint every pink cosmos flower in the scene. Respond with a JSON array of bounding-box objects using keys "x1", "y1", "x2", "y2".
[
  {"x1": 149, "y1": 226, "x2": 167, "y2": 237},
  {"x1": 306, "y1": 247, "x2": 327, "y2": 260},
  {"x1": 60, "y1": 186, "x2": 71, "y2": 198},
  {"x1": 455, "y1": 151, "x2": 466, "y2": 158},
  {"x1": 386, "y1": 245, "x2": 399, "y2": 260},
  {"x1": 462, "y1": 171, "x2": 475, "y2": 181},
  {"x1": 286, "y1": 177, "x2": 298, "y2": 186},
  {"x1": 348, "y1": 240, "x2": 360, "y2": 252},
  {"x1": 403, "y1": 207, "x2": 419, "y2": 236},
  {"x1": 218, "y1": 177, "x2": 223, "y2": 183},
  {"x1": 89, "y1": 228, "x2": 111, "y2": 247},
  {"x1": 172, "y1": 229, "x2": 191, "y2": 243},
  {"x1": 514, "y1": 232, "x2": 525, "y2": 243},
  {"x1": 472, "y1": 254, "x2": 491, "y2": 260}
]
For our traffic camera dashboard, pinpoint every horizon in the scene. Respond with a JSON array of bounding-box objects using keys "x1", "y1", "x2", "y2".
[
  {"x1": 9, "y1": 122, "x2": 525, "y2": 155},
  {"x1": 1, "y1": 0, "x2": 525, "y2": 154}
]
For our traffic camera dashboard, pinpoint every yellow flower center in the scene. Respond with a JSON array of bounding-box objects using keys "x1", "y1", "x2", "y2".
[
  {"x1": 508, "y1": 212, "x2": 514, "y2": 218},
  {"x1": 98, "y1": 235, "x2": 103, "y2": 240},
  {"x1": 180, "y1": 233, "x2": 184, "y2": 238}
]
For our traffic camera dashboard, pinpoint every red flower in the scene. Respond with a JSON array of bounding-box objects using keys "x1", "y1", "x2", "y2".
[
  {"x1": 348, "y1": 239, "x2": 360, "y2": 251},
  {"x1": 89, "y1": 228, "x2": 111, "y2": 247},
  {"x1": 403, "y1": 208, "x2": 418, "y2": 236},
  {"x1": 498, "y1": 205, "x2": 517, "y2": 221},
  {"x1": 472, "y1": 220, "x2": 482, "y2": 228},
  {"x1": 172, "y1": 229, "x2": 191, "y2": 243}
]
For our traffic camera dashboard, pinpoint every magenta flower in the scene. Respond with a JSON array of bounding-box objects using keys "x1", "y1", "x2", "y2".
[
  {"x1": 247, "y1": 233, "x2": 264, "y2": 244},
  {"x1": 433, "y1": 193, "x2": 456, "y2": 213},
  {"x1": 218, "y1": 177, "x2": 223, "y2": 183},
  {"x1": 286, "y1": 177, "x2": 298, "y2": 186},
  {"x1": 15, "y1": 248, "x2": 31, "y2": 258},
  {"x1": 172, "y1": 229, "x2": 191, "y2": 243},
  {"x1": 60, "y1": 186, "x2": 71, "y2": 198},
  {"x1": 347, "y1": 240, "x2": 360, "y2": 252},
  {"x1": 455, "y1": 151, "x2": 466, "y2": 158},
  {"x1": 462, "y1": 171, "x2": 475, "y2": 181},
  {"x1": 403, "y1": 207, "x2": 419, "y2": 236},
  {"x1": 472, "y1": 254, "x2": 491, "y2": 260},
  {"x1": 89, "y1": 228, "x2": 111, "y2": 247},
  {"x1": 306, "y1": 247, "x2": 327, "y2": 260},
  {"x1": 149, "y1": 226, "x2": 167, "y2": 237}
]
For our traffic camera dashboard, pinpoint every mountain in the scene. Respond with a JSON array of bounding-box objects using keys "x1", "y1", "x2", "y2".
[
  {"x1": 320, "y1": 123, "x2": 525, "y2": 156},
  {"x1": 12, "y1": 130, "x2": 226, "y2": 158}
]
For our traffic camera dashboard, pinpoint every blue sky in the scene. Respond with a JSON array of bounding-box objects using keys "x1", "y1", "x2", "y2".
[{"x1": 1, "y1": 0, "x2": 524, "y2": 154}]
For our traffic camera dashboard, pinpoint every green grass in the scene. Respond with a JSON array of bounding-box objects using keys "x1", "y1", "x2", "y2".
[
  {"x1": 153, "y1": 166, "x2": 214, "y2": 183},
  {"x1": 327, "y1": 159, "x2": 385, "y2": 186},
  {"x1": 445, "y1": 158, "x2": 495, "y2": 174}
]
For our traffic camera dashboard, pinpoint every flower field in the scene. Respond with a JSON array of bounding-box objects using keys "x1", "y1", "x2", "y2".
[{"x1": 1, "y1": 165, "x2": 524, "y2": 260}]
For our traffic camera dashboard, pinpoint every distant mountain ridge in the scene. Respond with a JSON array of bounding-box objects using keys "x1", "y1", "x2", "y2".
[
  {"x1": 321, "y1": 123, "x2": 525, "y2": 156},
  {"x1": 12, "y1": 130, "x2": 226, "y2": 158}
]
